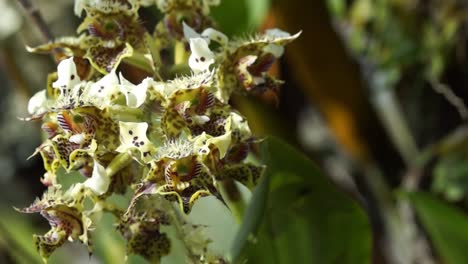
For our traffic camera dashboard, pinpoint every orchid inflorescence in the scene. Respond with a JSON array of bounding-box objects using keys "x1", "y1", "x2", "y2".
[{"x1": 18, "y1": 0, "x2": 299, "y2": 262}]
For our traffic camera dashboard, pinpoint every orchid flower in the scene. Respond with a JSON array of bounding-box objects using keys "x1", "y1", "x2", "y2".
[{"x1": 20, "y1": 0, "x2": 298, "y2": 262}]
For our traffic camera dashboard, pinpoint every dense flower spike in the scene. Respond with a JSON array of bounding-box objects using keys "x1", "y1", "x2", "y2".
[{"x1": 20, "y1": 0, "x2": 297, "y2": 262}]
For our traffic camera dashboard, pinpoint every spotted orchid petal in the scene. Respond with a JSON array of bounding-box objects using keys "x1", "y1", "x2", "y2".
[
  {"x1": 84, "y1": 162, "x2": 110, "y2": 195},
  {"x1": 119, "y1": 73, "x2": 148, "y2": 108},
  {"x1": 16, "y1": 188, "x2": 89, "y2": 261},
  {"x1": 28, "y1": 89, "x2": 47, "y2": 115},
  {"x1": 188, "y1": 38, "x2": 215, "y2": 73},
  {"x1": 52, "y1": 57, "x2": 81, "y2": 91},
  {"x1": 116, "y1": 122, "x2": 154, "y2": 162},
  {"x1": 226, "y1": 112, "x2": 251, "y2": 141},
  {"x1": 85, "y1": 70, "x2": 120, "y2": 108},
  {"x1": 193, "y1": 131, "x2": 232, "y2": 159},
  {"x1": 118, "y1": 195, "x2": 172, "y2": 261}
]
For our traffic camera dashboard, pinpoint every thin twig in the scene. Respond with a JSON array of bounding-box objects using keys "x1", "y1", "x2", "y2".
[
  {"x1": 15, "y1": 0, "x2": 53, "y2": 42},
  {"x1": 15, "y1": 0, "x2": 64, "y2": 62},
  {"x1": 0, "y1": 44, "x2": 31, "y2": 97},
  {"x1": 430, "y1": 79, "x2": 468, "y2": 121}
]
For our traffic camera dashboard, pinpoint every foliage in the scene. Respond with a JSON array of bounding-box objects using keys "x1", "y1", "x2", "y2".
[
  {"x1": 233, "y1": 137, "x2": 371, "y2": 264},
  {"x1": 408, "y1": 192, "x2": 468, "y2": 264}
]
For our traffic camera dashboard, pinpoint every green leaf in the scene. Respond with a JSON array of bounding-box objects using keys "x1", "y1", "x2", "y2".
[
  {"x1": 232, "y1": 137, "x2": 371, "y2": 264},
  {"x1": 212, "y1": 0, "x2": 270, "y2": 36},
  {"x1": 408, "y1": 192, "x2": 468, "y2": 264},
  {"x1": 230, "y1": 170, "x2": 270, "y2": 261}
]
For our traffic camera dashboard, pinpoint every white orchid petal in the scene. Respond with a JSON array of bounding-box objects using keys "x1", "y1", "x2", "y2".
[
  {"x1": 227, "y1": 112, "x2": 251, "y2": 140},
  {"x1": 201, "y1": 28, "x2": 228, "y2": 46},
  {"x1": 265, "y1": 28, "x2": 291, "y2": 38},
  {"x1": 263, "y1": 43, "x2": 285, "y2": 58},
  {"x1": 193, "y1": 131, "x2": 231, "y2": 158},
  {"x1": 28, "y1": 90, "x2": 47, "y2": 115},
  {"x1": 119, "y1": 73, "x2": 148, "y2": 108},
  {"x1": 90, "y1": 71, "x2": 119, "y2": 97},
  {"x1": 188, "y1": 38, "x2": 215, "y2": 73},
  {"x1": 84, "y1": 70, "x2": 120, "y2": 108},
  {"x1": 183, "y1": 22, "x2": 202, "y2": 41},
  {"x1": 208, "y1": 132, "x2": 231, "y2": 158},
  {"x1": 192, "y1": 115, "x2": 210, "y2": 125},
  {"x1": 84, "y1": 162, "x2": 110, "y2": 195},
  {"x1": 117, "y1": 122, "x2": 149, "y2": 149},
  {"x1": 74, "y1": 0, "x2": 85, "y2": 16},
  {"x1": 69, "y1": 133, "x2": 86, "y2": 144},
  {"x1": 116, "y1": 121, "x2": 153, "y2": 162},
  {"x1": 52, "y1": 57, "x2": 81, "y2": 90}
]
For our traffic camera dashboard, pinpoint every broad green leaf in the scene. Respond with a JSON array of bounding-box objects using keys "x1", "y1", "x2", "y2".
[
  {"x1": 232, "y1": 137, "x2": 371, "y2": 264},
  {"x1": 212, "y1": 0, "x2": 270, "y2": 36},
  {"x1": 230, "y1": 170, "x2": 270, "y2": 261},
  {"x1": 408, "y1": 192, "x2": 468, "y2": 264}
]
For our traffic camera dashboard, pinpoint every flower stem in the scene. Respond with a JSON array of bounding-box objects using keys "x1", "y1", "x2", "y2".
[
  {"x1": 372, "y1": 89, "x2": 419, "y2": 166},
  {"x1": 106, "y1": 152, "x2": 133, "y2": 178},
  {"x1": 174, "y1": 41, "x2": 188, "y2": 66},
  {"x1": 16, "y1": 0, "x2": 64, "y2": 62},
  {"x1": 16, "y1": 0, "x2": 53, "y2": 42},
  {"x1": 109, "y1": 105, "x2": 144, "y2": 120}
]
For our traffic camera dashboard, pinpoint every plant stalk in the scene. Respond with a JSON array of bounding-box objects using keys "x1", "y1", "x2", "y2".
[
  {"x1": 372, "y1": 88, "x2": 419, "y2": 166},
  {"x1": 106, "y1": 152, "x2": 133, "y2": 178}
]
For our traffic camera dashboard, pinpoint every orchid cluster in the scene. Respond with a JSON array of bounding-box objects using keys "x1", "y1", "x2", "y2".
[{"x1": 18, "y1": 0, "x2": 298, "y2": 262}]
